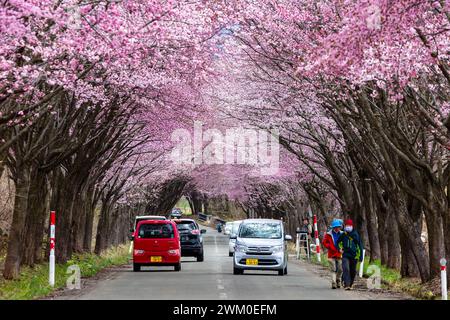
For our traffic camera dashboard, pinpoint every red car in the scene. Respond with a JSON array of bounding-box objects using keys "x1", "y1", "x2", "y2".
[{"x1": 132, "y1": 220, "x2": 181, "y2": 272}]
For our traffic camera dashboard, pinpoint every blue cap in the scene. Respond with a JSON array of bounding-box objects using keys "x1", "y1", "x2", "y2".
[{"x1": 331, "y1": 219, "x2": 343, "y2": 228}]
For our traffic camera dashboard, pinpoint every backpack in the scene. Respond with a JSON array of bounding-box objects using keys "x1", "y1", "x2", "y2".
[{"x1": 341, "y1": 232, "x2": 361, "y2": 259}]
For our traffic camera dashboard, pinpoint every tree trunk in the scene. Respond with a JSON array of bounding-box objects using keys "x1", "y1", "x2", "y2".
[
  {"x1": 94, "y1": 199, "x2": 111, "y2": 254},
  {"x1": 83, "y1": 190, "x2": 95, "y2": 252},
  {"x1": 203, "y1": 195, "x2": 209, "y2": 215},
  {"x1": 51, "y1": 171, "x2": 76, "y2": 264},
  {"x1": 443, "y1": 209, "x2": 450, "y2": 288},
  {"x1": 395, "y1": 196, "x2": 430, "y2": 282},
  {"x1": 400, "y1": 232, "x2": 420, "y2": 278},
  {"x1": 363, "y1": 181, "x2": 381, "y2": 261},
  {"x1": 21, "y1": 168, "x2": 48, "y2": 266},
  {"x1": 387, "y1": 212, "x2": 401, "y2": 269},
  {"x1": 352, "y1": 204, "x2": 369, "y2": 254},
  {"x1": 71, "y1": 191, "x2": 87, "y2": 253},
  {"x1": 3, "y1": 164, "x2": 31, "y2": 279},
  {"x1": 424, "y1": 207, "x2": 445, "y2": 278}
]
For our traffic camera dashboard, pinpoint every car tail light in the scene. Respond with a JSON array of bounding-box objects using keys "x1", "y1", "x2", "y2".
[
  {"x1": 134, "y1": 249, "x2": 144, "y2": 255},
  {"x1": 191, "y1": 229, "x2": 200, "y2": 235}
]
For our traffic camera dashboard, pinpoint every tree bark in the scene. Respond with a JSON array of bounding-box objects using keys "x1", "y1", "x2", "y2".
[
  {"x1": 3, "y1": 164, "x2": 31, "y2": 279},
  {"x1": 363, "y1": 180, "x2": 381, "y2": 261},
  {"x1": 387, "y1": 211, "x2": 401, "y2": 269},
  {"x1": 424, "y1": 206, "x2": 445, "y2": 278},
  {"x1": 51, "y1": 171, "x2": 76, "y2": 264},
  {"x1": 395, "y1": 196, "x2": 430, "y2": 281},
  {"x1": 21, "y1": 168, "x2": 48, "y2": 266},
  {"x1": 83, "y1": 189, "x2": 95, "y2": 252},
  {"x1": 71, "y1": 191, "x2": 87, "y2": 253},
  {"x1": 94, "y1": 199, "x2": 111, "y2": 254}
]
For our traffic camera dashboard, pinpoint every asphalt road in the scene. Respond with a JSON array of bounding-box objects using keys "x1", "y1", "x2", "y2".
[{"x1": 70, "y1": 225, "x2": 402, "y2": 300}]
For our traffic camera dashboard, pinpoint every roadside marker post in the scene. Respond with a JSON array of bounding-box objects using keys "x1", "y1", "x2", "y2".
[
  {"x1": 295, "y1": 229, "x2": 300, "y2": 259},
  {"x1": 441, "y1": 258, "x2": 447, "y2": 300},
  {"x1": 313, "y1": 215, "x2": 321, "y2": 262},
  {"x1": 49, "y1": 211, "x2": 56, "y2": 287},
  {"x1": 359, "y1": 249, "x2": 366, "y2": 278}
]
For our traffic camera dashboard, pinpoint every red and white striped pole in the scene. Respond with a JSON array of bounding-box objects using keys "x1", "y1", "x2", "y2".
[
  {"x1": 441, "y1": 258, "x2": 447, "y2": 300},
  {"x1": 313, "y1": 215, "x2": 321, "y2": 262},
  {"x1": 49, "y1": 211, "x2": 56, "y2": 287}
]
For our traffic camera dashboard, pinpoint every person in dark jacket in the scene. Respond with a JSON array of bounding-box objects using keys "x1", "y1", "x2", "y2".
[
  {"x1": 337, "y1": 219, "x2": 364, "y2": 290},
  {"x1": 322, "y1": 219, "x2": 343, "y2": 289}
]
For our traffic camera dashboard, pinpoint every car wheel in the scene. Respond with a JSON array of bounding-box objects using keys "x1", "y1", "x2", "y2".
[
  {"x1": 174, "y1": 263, "x2": 181, "y2": 271},
  {"x1": 197, "y1": 253, "x2": 204, "y2": 262},
  {"x1": 133, "y1": 263, "x2": 141, "y2": 272},
  {"x1": 229, "y1": 252, "x2": 233, "y2": 257},
  {"x1": 284, "y1": 266, "x2": 288, "y2": 275},
  {"x1": 233, "y1": 266, "x2": 243, "y2": 275},
  {"x1": 278, "y1": 269, "x2": 284, "y2": 276}
]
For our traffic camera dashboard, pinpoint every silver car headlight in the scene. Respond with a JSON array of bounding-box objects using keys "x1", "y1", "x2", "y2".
[
  {"x1": 235, "y1": 244, "x2": 247, "y2": 253},
  {"x1": 271, "y1": 245, "x2": 284, "y2": 253}
]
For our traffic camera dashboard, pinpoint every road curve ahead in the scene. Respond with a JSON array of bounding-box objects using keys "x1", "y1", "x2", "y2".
[{"x1": 68, "y1": 226, "x2": 402, "y2": 300}]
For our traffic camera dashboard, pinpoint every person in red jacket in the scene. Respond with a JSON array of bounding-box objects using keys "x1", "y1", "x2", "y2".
[{"x1": 322, "y1": 219, "x2": 343, "y2": 289}]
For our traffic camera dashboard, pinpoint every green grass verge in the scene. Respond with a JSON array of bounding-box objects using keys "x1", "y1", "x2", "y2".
[
  {"x1": 305, "y1": 251, "x2": 434, "y2": 299},
  {"x1": 175, "y1": 197, "x2": 192, "y2": 215},
  {"x1": 287, "y1": 243, "x2": 437, "y2": 300},
  {"x1": 0, "y1": 244, "x2": 130, "y2": 300},
  {"x1": 359, "y1": 258, "x2": 436, "y2": 299}
]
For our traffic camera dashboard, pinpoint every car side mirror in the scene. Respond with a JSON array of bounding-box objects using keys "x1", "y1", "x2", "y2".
[
  {"x1": 230, "y1": 234, "x2": 237, "y2": 239},
  {"x1": 201, "y1": 229, "x2": 206, "y2": 234},
  {"x1": 129, "y1": 235, "x2": 134, "y2": 241},
  {"x1": 285, "y1": 235, "x2": 292, "y2": 241}
]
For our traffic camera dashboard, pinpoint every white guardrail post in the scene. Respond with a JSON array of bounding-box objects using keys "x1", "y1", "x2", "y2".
[
  {"x1": 441, "y1": 258, "x2": 447, "y2": 300},
  {"x1": 313, "y1": 215, "x2": 321, "y2": 262},
  {"x1": 49, "y1": 210, "x2": 56, "y2": 287},
  {"x1": 359, "y1": 249, "x2": 366, "y2": 277}
]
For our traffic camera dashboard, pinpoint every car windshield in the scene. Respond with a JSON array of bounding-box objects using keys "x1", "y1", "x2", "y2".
[
  {"x1": 231, "y1": 222, "x2": 241, "y2": 234},
  {"x1": 175, "y1": 222, "x2": 197, "y2": 232},
  {"x1": 135, "y1": 216, "x2": 164, "y2": 226},
  {"x1": 138, "y1": 223, "x2": 174, "y2": 239},
  {"x1": 239, "y1": 222, "x2": 282, "y2": 239}
]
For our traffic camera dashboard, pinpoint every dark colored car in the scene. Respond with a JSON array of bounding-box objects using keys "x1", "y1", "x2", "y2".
[
  {"x1": 170, "y1": 208, "x2": 183, "y2": 219},
  {"x1": 173, "y1": 219, "x2": 206, "y2": 261}
]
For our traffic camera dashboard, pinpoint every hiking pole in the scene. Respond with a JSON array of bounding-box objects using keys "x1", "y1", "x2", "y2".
[{"x1": 441, "y1": 258, "x2": 447, "y2": 300}]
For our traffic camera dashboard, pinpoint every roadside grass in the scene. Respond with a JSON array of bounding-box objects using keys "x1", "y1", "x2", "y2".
[
  {"x1": 0, "y1": 244, "x2": 130, "y2": 300},
  {"x1": 175, "y1": 197, "x2": 192, "y2": 215},
  {"x1": 359, "y1": 259, "x2": 435, "y2": 299},
  {"x1": 292, "y1": 247, "x2": 436, "y2": 300}
]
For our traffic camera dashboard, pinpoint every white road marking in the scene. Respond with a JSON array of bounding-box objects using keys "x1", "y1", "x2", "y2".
[
  {"x1": 214, "y1": 235, "x2": 219, "y2": 253},
  {"x1": 219, "y1": 292, "x2": 228, "y2": 299}
]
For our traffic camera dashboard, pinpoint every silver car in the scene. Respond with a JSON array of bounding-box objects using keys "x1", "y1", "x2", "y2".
[
  {"x1": 231, "y1": 219, "x2": 292, "y2": 276},
  {"x1": 228, "y1": 220, "x2": 243, "y2": 256},
  {"x1": 224, "y1": 222, "x2": 233, "y2": 235}
]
